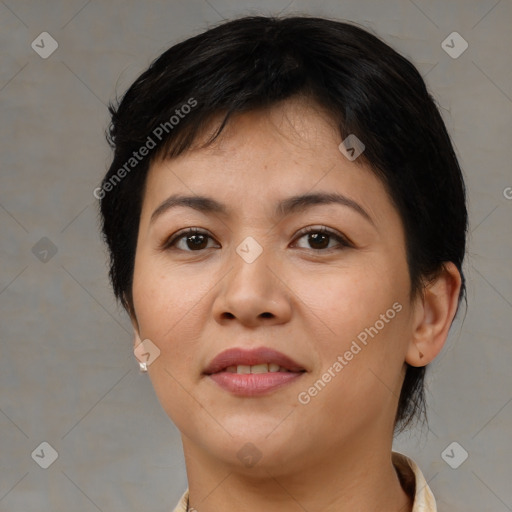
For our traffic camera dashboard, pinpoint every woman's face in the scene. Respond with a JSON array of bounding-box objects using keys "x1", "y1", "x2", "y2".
[{"x1": 131, "y1": 98, "x2": 419, "y2": 473}]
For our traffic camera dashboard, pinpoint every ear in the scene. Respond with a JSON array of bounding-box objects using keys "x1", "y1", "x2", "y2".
[{"x1": 405, "y1": 262, "x2": 462, "y2": 367}]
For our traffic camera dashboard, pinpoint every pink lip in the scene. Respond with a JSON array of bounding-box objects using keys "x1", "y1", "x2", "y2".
[
  {"x1": 203, "y1": 347, "x2": 306, "y2": 397},
  {"x1": 208, "y1": 372, "x2": 304, "y2": 396},
  {"x1": 203, "y1": 347, "x2": 305, "y2": 375}
]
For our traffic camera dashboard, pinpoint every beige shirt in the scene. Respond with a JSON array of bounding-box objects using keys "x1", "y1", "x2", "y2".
[{"x1": 172, "y1": 451, "x2": 436, "y2": 512}]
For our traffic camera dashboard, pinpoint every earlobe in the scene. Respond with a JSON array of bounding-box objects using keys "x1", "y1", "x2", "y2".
[{"x1": 405, "y1": 262, "x2": 462, "y2": 367}]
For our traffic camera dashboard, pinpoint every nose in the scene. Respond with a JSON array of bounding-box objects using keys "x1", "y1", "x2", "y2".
[{"x1": 212, "y1": 240, "x2": 293, "y2": 328}]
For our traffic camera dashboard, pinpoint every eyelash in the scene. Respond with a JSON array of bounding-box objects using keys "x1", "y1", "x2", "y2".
[{"x1": 161, "y1": 226, "x2": 353, "y2": 253}]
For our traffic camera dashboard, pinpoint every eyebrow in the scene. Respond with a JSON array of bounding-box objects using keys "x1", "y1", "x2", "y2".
[{"x1": 150, "y1": 192, "x2": 374, "y2": 226}]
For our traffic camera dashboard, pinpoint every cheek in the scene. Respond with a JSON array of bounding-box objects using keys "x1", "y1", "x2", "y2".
[
  {"x1": 298, "y1": 257, "x2": 408, "y2": 342},
  {"x1": 131, "y1": 255, "x2": 210, "y2": 377},
  {"x1": 295, "y1": 257, "x2": 411, "y2": 397},
  {"x1": 131, "y1": 259, "x2": 210, "y2": 423},
  {"x1": 133, "y1": 254, "x2": 204, "y2": 331}
]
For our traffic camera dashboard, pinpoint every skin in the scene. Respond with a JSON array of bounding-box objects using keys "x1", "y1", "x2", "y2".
[{"x1": 129, "y1": 97, "x2": 461, "y2": 512}]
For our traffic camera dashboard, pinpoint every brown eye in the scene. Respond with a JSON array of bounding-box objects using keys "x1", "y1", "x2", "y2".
[
  {"x1": 294, "y1": 226, "x2": 352, "y2": 251},
  {"x1": 164, "y1": 228, "x2": 217, "y2": 251},
  {"x1": 162, "y1": 226, "x2": 352, "y2": 253}
]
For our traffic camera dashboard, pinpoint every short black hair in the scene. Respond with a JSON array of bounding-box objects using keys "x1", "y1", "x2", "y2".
[{"x1": 99, "y1": 15, "x2": 468, "y2": 434}]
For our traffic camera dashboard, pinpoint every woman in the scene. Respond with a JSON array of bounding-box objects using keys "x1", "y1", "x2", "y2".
[{"x1": 98, "y1": 15, "x2": 467, "y2": 512}]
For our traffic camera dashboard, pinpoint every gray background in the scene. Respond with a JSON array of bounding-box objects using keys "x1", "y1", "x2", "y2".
[{"x1": 0, "y1": 1, "x2": 511, "y2": 511}]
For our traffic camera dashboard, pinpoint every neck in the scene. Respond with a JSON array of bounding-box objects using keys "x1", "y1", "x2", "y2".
[{"x1": 182, "y1": 435, "x2": 413, "y2": 512}]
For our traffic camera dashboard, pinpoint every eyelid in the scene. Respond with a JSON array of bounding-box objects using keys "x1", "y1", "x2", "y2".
[
  {"x1": 161, "y1": 225, "x2": 353, "y2": 251},
  {"x1": 293, "y1": 225, "x2": 354, "y2": 248},
  {"x1": 160, "y1": 227, "x2": 213, "y2": 251}
]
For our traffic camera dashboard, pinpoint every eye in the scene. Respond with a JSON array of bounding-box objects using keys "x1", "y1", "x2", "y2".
[
  {"x1": 292, "y1": 226, "x2": 352, "y2": 251},
  {"x1": 161, "y1": 226, "x2": 352, "y2": 253},
  {"x1": 162, "y1": 228, "x2": 218, "y2": 252}
]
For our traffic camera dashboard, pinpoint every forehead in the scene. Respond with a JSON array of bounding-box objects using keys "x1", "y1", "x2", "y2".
[
  {"x1": 189, "y1": 97, "x2": 342, "y2": 159},
  {"x1": 141, "y1": 98, "x2": 394, "y2": 226}
]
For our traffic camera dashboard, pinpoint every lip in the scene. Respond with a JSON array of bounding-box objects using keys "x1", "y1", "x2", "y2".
[
  {"x1": 203, "y1": 347, "x2": 306, "y2": 397},
  {"x1": 208, "y1": 372, "x2": 304, "y2": 396},
  {"x1": 203, "y1": 347, "x2": 306, "y2": 375}
]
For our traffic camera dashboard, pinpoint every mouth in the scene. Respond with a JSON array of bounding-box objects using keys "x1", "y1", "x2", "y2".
[
  {"x1": 203, "y1": 346, "x2": 307, "y2": 396},
  {"x1": 218, "y1": 363, "x2": 305, "y2": 374},
  {"x1": 203, "y1": 346, "x2": 306, "y2": 375}
]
